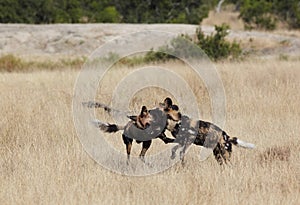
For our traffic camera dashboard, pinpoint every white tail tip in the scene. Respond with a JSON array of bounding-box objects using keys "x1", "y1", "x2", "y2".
[{"x1": 236, "y1": 139, "x2": 255, "y2": 149}]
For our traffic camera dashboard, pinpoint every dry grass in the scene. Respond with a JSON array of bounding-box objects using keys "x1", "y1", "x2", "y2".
[
  {"x1": 259, "y1": 145, "x2": 291, "y2": 163},
  {"x1": 0, "y1": 54, "x2": 85, "y2": 72},
  {"x1": 1, "y1": 58, "x2": 300, "y2": 204}
]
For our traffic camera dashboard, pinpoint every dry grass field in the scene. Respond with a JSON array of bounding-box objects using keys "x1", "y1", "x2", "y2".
[{"x1": 1, "y1": 57, "x2": 299, "y2": 204}]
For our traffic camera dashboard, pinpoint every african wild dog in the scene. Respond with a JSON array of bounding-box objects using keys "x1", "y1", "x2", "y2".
[
  {"x1": 168, "y1": 112, "x2": 255, "y2": 165},
  {"x1": 88, "y1": 98, "x2": 178, "y2": 162},
  {"x1": 139, "y1": 100, "x2": 255, "y2": 165}
]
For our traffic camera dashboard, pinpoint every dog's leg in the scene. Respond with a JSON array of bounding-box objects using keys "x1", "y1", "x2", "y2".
[
  {"x1": 221, "y1": 147, "x2": 230, "y2": 165},
  {"x1": 123, "y1": 134, "x2": 133, "y2": 165},
  {"x1": 171, "y1": 144, "x2": 181, "y2": 159},
  {"x1": 157, "y1": 133, "x2": 175, "y2": 144},
  {"x1": 179, "y1": 149, "x2": 185, "y2": 166},
  {"x1": 213, "y1": 144, "x2": 224, "y2": 165},
  {"x1": 179, "y1": 138, "x2": 193, "y2": 166},
  {"x1": 179, "y1": 144, "x2": 186, "y2": 164},
  {"x1": 222, "y1": 142, "x2": 233, "y2": 165},
  {"x1": 126, "y1": 142, "x2": 132, "y2": 164},
  {"x1": 222, "y1": 134, "x2": 234, "y2": 165},
  {"x1": 139, "y1": 140, "x2": 152, "y2": 162}
]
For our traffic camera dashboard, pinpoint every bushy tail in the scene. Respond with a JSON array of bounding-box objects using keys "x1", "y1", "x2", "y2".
[
  {"x1": 91, "y1": 119, "x2": 125, "y2": 133},
  {"x1": 82, "y1": 101, "x2": 132, "y2": 116},
  {"x1": 83, "y1": 101, "x2": 112, "y2": 112},
  {"x1": 230, "y1": 137, "x2": 255, "y2": 149}
]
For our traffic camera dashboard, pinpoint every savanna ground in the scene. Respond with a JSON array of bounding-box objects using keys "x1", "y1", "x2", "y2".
[{"x1": 1, "y1": 57, "x2": 299, "y2": 204}]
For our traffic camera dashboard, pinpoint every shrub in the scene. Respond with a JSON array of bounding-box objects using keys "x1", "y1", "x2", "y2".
[
  {"x1": 238, "y1": 0, "x2": 276, "y2": 30},
  {"x1": 97, "y1": 24, "x2": 242, "y2": 66},
  {"x1": 144, "y1": 49, "x2": 175, "y2": 63},
  {"x1": 0, "y1": 54, "x2": 85, "y2": 72},
  {"x1": 237, "y1": 0, "x2": 300, "y2": 29},
  {"x1": 196, "y1": 24, "x2": 242, "y2": 60},
  {"x1": 0, "y1": 54, "x2": 25, "y2": 72},
  {"x1": 142, "y1": 24, "x2": 242, "y2": 62}
]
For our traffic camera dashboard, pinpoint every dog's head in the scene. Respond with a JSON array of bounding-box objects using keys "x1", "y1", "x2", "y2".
[
  {"x1": 165, "y1": 104, "x2": 182, "y2": 133},
  {"x1": 139, "y1": 106, "x2": 152, "y2": 128},
  {"x1": 167, "y1": 104, "x2": 181, "y2": 121},
  {"x1": 159, "y1": 97, "x2": 173, "y2": 111}
]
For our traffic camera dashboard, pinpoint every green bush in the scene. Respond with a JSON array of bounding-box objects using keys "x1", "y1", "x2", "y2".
[
  {"x1": 0, "y1": 54, "x2": 85, "y2": 72},
  {"x1": 0, "y1": 54, "x2": 25, "y2": 72},
  {"x1": 144, "y1": 49, "x2": 174, "y2": 63},
  {"x1": 97, "y1": 24, "x2": 242, "y2": 65},
  {"x1": 196, "y1": 24, "x2": 242, "y2": 60},
  {"x1": 237, "y1": 0, "x2": 300, "y2": 30},
  {"x1": 239, "y1": 0, "x2": 276, "y2": 30},
  {"x1": 274, "y1": 0, "x2": 300, "y2": 29},
  {"x1": 1, "y1": 0, "x2": 299, "y2": 28},
  {"x1": 141, "y1": 24, "x2": 242, "y2": 62},
  {"x1": 114, "y1": 0, "x2": 213, "y2": 24},
  {"x1": 0, "y1": 0, "x2": 215, "y2": 24}
]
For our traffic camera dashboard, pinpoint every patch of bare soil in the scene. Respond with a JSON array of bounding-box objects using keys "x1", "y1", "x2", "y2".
[{"x1": 0, "y1": 24, "x2": 300, "y2": 60}]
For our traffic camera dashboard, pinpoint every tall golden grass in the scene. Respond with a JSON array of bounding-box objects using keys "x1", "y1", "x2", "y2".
[{"x1": 1, "y1": 58, "x2": 299, "y2": 204}]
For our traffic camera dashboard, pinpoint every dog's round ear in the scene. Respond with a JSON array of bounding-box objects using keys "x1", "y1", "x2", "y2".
[
  {"x1": 140, "y1": 105, "x2": 148, "y2": 116},
  {"x1": 127, "y1": 115, "x2": 137, "y2": 122},
  {"x1": 177, "y1": 111, "x2": 182, "y2": 120},
  {"x1": 171, "y1": 104, "x2": 179, "y2": 111},
  {"x1": 164, "y1": 97, "x2": 173, "y2": 107}
]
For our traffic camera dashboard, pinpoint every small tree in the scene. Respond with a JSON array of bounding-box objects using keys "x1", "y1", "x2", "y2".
[
  {"x1": 143, "y1": 24, "x2": 242, "y2": 62},
  {"x1": 196, "y1": 24, "x2": 242, "y2": 61}
]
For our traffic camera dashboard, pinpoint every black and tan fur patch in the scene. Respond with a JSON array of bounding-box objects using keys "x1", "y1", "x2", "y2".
[{"x1": 169, "y1": 115, "x2": 251, "y2": 165}]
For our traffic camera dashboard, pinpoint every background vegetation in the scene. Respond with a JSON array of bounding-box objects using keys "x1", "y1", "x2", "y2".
[
  {"x1": 138, "y1": 24, "x2": 242, "y2": 62},
  {"x1": 238, "y1": 0, "x2": 300, "y2": 30},
  {"x1": 0, "y1": 54, "x2": 84, "y2": 72},
  {"x1": 1, "y1": 0, "x2": 299, "y2": 29}
]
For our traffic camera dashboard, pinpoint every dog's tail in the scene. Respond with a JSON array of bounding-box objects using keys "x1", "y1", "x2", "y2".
[
  {"x1": 230, "y1": 137, "x2": 255, "y2": 149},
  {"x1": 91, "y1": 119, "x2": 125, "y2": 133},
  {"x1": 82, "y1": 101, "x2": 132, "y2": 116}
]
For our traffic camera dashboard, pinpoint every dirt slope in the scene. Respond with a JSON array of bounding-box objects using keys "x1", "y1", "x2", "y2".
[{"x1": 0, "y1": 24, "x2": 300, "y2": 59}]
